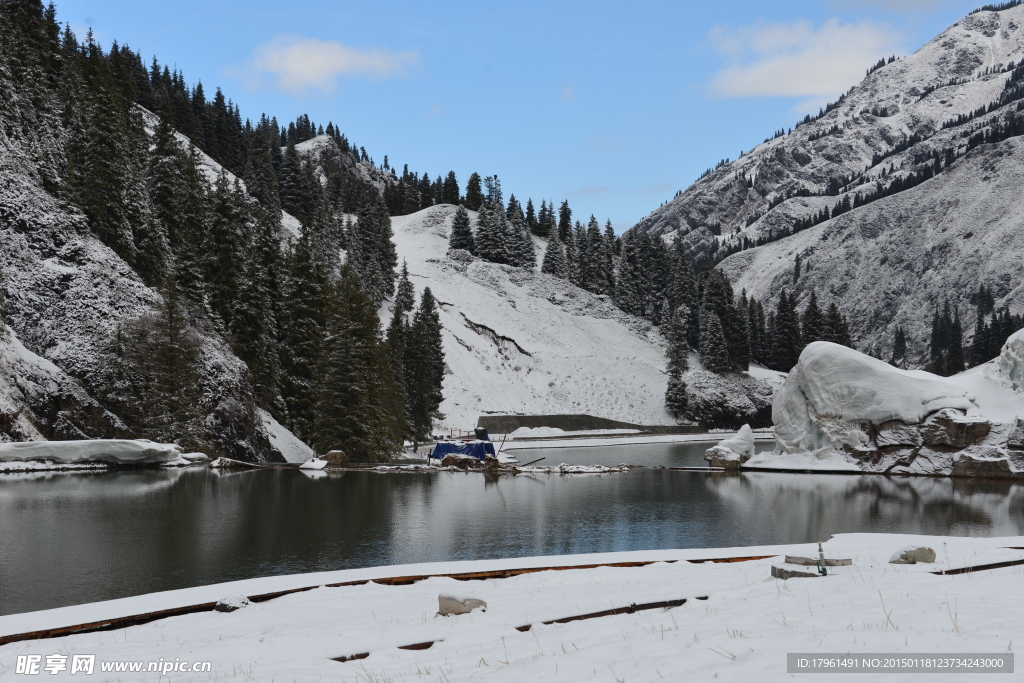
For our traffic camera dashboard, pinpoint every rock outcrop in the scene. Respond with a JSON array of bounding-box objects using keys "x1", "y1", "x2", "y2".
[{"x1": 749, "y1": 333, "x2": 1024, "y2": 478}]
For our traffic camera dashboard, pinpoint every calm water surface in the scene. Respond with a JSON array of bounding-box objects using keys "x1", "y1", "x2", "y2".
[{"x1": 2, "y1": 442, "x2": 1023, "y2": 616}]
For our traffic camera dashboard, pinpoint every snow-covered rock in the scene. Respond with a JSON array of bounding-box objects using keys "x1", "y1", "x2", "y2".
[
  {"x1": 0, "y1": 439, "x2": 183, "y2": 465},
  {"x1": 753, "y1": 339, "x2": 1024, "y2": 477},
  {"x1": 889, "y1": 546, "x2": 936, "y2": 564},
  {"x1": 773, "y1": 342, "x2": 974, "y2": 456},
  {"x1": 0, "y1": 327, "x2": 128, "y2": 442},
  {"x1": 214, "y1": 595, "x2": 250, "y2": 613},
  {"x1": 705, "y1": 424, "x2": 756, "y2": 468}
]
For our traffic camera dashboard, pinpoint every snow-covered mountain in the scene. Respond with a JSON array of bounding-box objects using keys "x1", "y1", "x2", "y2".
[
  {"x1": 0, "y1": 120, "x2": 290, "y2": 460},
  {"x1": 389, "y1": 205, "x2": 779, "y2": 429},
  {"x1": 637, "y1": 4, "x2": 1024, "y2": 363}
]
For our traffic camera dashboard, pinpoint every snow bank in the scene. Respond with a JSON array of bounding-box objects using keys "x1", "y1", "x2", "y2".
[
  {"x1": 3, "y1": 533, "x2": 1023, "y2": 682},
  {"x1": 758, "y1": 341, "x2": 1024, "y2": 477},
  {"x1": 259, "y1": 409, "x2": 314, "y2": 463},
  {"x1": 0, "y1": 440, "x2": 183, "y2": 465}
]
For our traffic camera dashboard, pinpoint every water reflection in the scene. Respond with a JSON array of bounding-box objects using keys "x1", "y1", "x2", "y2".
[{"x1": 1, "y1": 464, "x2": 1021, "y2": 616}]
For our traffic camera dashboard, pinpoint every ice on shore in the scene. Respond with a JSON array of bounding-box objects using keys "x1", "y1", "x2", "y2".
[{"x1": 0, "y1": 439, "x2": 184, "y2": 465}]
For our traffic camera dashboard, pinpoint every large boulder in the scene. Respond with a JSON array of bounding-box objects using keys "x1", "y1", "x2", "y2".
[
  {"x1": 773, "y1": 342, "x2": 974, "y2": 457},
  {"x1": 705, "y1": 424, "x2": 756, "y2": 468}
]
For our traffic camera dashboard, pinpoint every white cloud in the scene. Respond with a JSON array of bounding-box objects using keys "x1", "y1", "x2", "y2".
[
  {"x1": 708, "y1": 19, "x2": 905, "y2": 100},
  {"x1": 244, "y1": 36, "x2": 419, "y2": 94}
]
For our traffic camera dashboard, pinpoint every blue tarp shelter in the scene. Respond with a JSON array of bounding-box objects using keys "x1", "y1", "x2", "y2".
[{"x1": 430, "y1": 441, "x2": 496, "y2": 461}]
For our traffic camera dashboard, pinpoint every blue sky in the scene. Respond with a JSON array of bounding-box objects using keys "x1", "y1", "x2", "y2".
[{"x1": 62, "y1": 0, "x2": 981, "y2": 231}]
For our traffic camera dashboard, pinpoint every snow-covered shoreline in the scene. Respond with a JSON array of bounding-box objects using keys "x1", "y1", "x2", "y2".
[{"x1": 2, "y1": 533, "x2": 1022, "y2": 681}]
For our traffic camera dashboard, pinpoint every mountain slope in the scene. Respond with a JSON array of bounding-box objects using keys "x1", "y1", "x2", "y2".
[
  {"x1": 640, "y1": 6, "x2": 1024, "y2": 247},
  {"x1": 389, "y1": 205, "x2": 778, "y2": 428},
  {"x1": 0, "y1": 124, "x2": 287, "y2": 460},
  {"x1": 637, "y1": 4, "x2": 1024, "y2": 362}
]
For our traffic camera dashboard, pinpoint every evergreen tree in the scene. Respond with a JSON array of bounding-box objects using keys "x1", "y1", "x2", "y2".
[
  {"x1": 771, "y1": 290, "x2": 802, "y2": 371},
  {"x1": 231, "y1": 211, "x2": 282, "y2": 411},
  {"x1": 311, "y1": 266, "x2": 403, "y2": 461},
  {"x1": 602, "y1": 220, "x2": 617, "y2": 296},
  {"x1": 525, "y1": 199, "x2": 537, "y2": 235},
  {"x1": 464, "y1": 172, "x2": 483, "y2": 210},
  {"x1": 540, "y1": 232, "x2": 568, "y2": 279},
  {"x1": 474, "y1": 176, "x2": 512, "y2": 265},
  {"x1": 665, "y1": 310, "x2": 689, "y2": 418},
  {"x1": 800, "y1": 291, "x2": 825, "y2": 345},
  {"x1": 582, "y1": 216, "x2": 606, "y2": 294},
  {"x1": 793, "y1": 253, "x2": 801, "y2": 284},
  {"x1": 564, "y1": 225, "x2": 581, "y2": 286},
  {"x1": 278, "y1": 231, "x2": 332, "y2": 441},
  {"x1": 441, "y1": 171, "x2": 460, "y2": 205},
  {"x1": 892, "y1": 325, "x2": 907, "y2": 364},
  {"x1": 105, "y1": 277, "x2": 206, "y2": 451},
  {"x1": 824, "y1": 302, "x2": 852, "y2": 348},
  {"x1": 206, "y1": 172, "x2": 247, "y2": 326},
  {"x1": 613, "y1": 231, "x2": 644, "y2": 315},
  {"x1": 406, "y1": 287, "x2": 446, "y2": 443},
  {"x1": 699, "y1": 308, "x2": 730, "y2": 373},
  {"x1": 394, "y1": 261, "x2": 415, "y2": 314},
  {"x1": 557, "y1": 200, "x2": 572, "y2": 241},
  {"x1": 448, "y1": 204, "x2": 475, "y2": 253},
  {"x1": 947, "y1": 315, "x2": 965, "y2": 375}
]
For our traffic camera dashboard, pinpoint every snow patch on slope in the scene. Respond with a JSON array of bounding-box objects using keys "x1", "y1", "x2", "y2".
[{"x1": 389, "y1": 205, "x2": 674, "y2": 429}]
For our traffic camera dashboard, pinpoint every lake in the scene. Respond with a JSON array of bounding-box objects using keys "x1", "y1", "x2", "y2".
[{"x1": 2, "y1": 441, "x2": 1023, "y2": 616}]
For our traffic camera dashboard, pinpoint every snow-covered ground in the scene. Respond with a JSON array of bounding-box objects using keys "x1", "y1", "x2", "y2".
[
  {"x1": 388, "y1": 205, "x2": 675, "y2": 429},
  {"x1": 1, "y1": 533, "x2": 1021, "y2": 682},
  {"x1": 501, "y1": 431, "x2": 773, "y2": 451},
  {"x1": 389, "y1": 205, "x2": 777, "y2": 430}
]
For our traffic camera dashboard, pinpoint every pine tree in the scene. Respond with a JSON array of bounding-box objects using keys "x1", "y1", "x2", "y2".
[
  {"x1": 793, "y1": 254, "x2": 801, "y2": 284},
  {"x1": 800, "y1": 291, "x2": 825, "y2": 345},
  {"x1": 824, "y1": 302, "x2": 852, "y2": 348},
  {"x1": 540, "y1": 232, "x2": 568, "y2": 279},
  {"x1": 441, "y1": 171, "x2": 460, "y2": 205},
  {"x1": 602, "y1": 220, "x2": 617, "y2": 296},
  {"x1": 231, "y1": 211, "x2": 282, "y2": 411},
  {"x1": 394, "y1": 261, "x2": 415, "y2": 314},
  {"x1": 892, "y1": 325, "x2": 907, "y2": 364},
  {"x1": 582, "y1": 216, "x2": 605, "y2": 294},
  {"x1": 406, "y1": 287, "x2": 446, "y2": 443},
  {"x1": 699, "y1": 308, "x2": 730, "y2": 373},
  {"x1": 557, "y1": 200, "x2": 572, "y2": 241},
  {"x1": 279, "y1": 231, "x2": 332, "y2": 441},
  {"x1": 564, "y1": 226, "x2": 581, "y2": 286},
  {"x1": 665, "y1": 309, "x2": 689, "y2": 419},
  {"x1": 464, "y1": 172, "x2": 483, "y2": 210},
  {"x1": 474, "y1": 176, "x2": 512, "y2": 265},
  {"x1": 448, "y1": 204, "x2": 475, "y2": 253},
  {"x1": 771, "y1": 290, "x2": 802, "y2": 371},
  {"x1": 106, "y1": 277, "x2": 206, "y2": 451},
  {"x1": 206, "y1": 172, "x2": 247, "y2": 326},
  {"x1": 311, "y1": 265, "x2": 403, "y2": 461},
  {"x1": 613, "y1": 232, "x2": 644, "y2": 315},
  {"x1": 946, "y1": 315, "x2": 965, "y2": 375}
]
